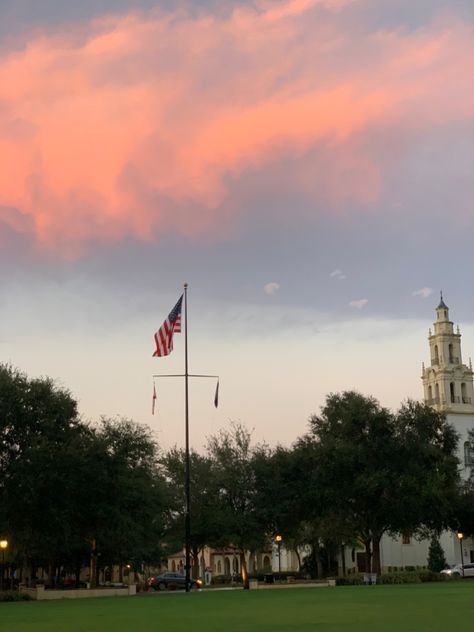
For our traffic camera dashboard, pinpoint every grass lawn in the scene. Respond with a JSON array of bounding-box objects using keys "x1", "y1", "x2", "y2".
[{"x1": 2, "y1": 583, "x2": 474, "y2": 632}]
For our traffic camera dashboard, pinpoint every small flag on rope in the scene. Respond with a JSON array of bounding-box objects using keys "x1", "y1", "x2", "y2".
[
  {"x1": 214, "y1": 380, "x2": 219, "y2": 408},
  {"x1": 153, "y1": 295, "x2": 183, "y2": 357},
  {"x1": 152, "y1": 382, "x2": 157, "y2": 415}
]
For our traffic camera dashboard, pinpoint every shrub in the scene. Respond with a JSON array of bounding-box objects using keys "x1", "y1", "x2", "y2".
[
  {"x1": 379, "y1": 570, "x2": 446, "y2": 585},
  {"x1": 0, "y1": 591, "x2": 33, "y2": 602},
  {"x1": 417, "y1": 569, "x2": 446, "y2": 583},
  {"x1": 211, "y1": 575, "x2": 242, "y2": 585},
  {"x1": 336, "y1": 570, "x2": 447, "y2": 586},
  {"x1": 335, "y1": 575, "x2": 364, "y2": 586},
  {"x1": 378, "y1": 572, "x2": 420, "y2": 584}
]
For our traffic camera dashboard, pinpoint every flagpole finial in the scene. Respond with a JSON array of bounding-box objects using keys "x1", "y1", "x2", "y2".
[{"x1": 184, "y1": 282, "x2": 188, "y2": 289}]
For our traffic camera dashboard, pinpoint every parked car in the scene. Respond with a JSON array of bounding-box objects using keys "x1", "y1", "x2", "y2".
[
  {"x1": 147, "y1": 572, "x2": 202, "y2": 591},
  {"x1": 441, "y1": 564, "x2": 474, "y2": 578}
]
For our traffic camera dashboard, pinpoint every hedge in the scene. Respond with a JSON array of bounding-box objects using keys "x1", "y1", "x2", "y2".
[{"x1": 336, "y1": 570, "x2": 448, "y2": 586}]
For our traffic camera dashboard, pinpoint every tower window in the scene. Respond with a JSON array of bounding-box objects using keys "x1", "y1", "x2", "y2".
[
  {"x1": 449, "y1": 344, "x2": 454, "y2": 363},
  {"x1": 450, "y1": 382, "x2": 455, "y2": 403}
]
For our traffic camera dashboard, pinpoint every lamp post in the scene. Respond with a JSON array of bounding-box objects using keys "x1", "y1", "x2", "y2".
[
  {"x1": 457, "y1": 533, "x2": 464, "y2": 577},
  {"x1": 275, "y1": 535, "x2": 283, "y2": 582},
  {"x1": 0, "y1": 540, "x2": 8, "y2": 592}
]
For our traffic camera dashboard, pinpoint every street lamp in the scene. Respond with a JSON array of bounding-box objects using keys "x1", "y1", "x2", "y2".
[
  {"x1": 0, "y1": 540, "x2": 8, "y2": 592},
  {"x1": 457, "y1": 533, "x2": 464, "y2": 577},
  {"x1": 275, "y1": 535, "x2": 283, "y2": 582}
]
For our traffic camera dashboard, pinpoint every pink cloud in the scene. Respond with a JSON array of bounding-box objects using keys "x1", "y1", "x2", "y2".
[{"x1": 0, "y1": 2, "x2": 472, "y2": 257}]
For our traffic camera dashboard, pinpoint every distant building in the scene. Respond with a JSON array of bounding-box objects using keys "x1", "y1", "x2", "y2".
[
  {"x1": 422, "y1": 295, "x2": 474, "y2": 482},
  {"x1": 340, "y1": 297, "x2": 474, "y2": 573},
  {"x1": 421, "y1": 296, "x2": 474, "y2": 562}
]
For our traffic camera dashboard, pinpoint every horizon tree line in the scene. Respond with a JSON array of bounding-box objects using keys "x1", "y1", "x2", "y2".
[{"x1": 1, "y1": 363, "x2": 474, "y2": 589}]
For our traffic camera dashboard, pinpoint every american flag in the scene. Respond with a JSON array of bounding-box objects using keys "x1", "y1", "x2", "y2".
[{"x1": 153, "y1": 295, "x2": 183, "y2": 357}]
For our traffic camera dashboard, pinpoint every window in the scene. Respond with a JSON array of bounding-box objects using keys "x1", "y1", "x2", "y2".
[
  {"x1": 464, "y1": 442, "x2": 474, "y2": 466},
  {"x1": 450, "y1": 382, "x2": 455, "y2": 403},
  {"x1": 217, "y1": 560, "x2": 222, "y2": 574},
  {"x1": 402, "y1": 533, "x2": 411, "y2": 545}
]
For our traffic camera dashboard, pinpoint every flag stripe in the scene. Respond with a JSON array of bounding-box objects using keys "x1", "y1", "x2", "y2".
[{"x1": 153, "y1": 295, "x2": 183, "y2": 357}]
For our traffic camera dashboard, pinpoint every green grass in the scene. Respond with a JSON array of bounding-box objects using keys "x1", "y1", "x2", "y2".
[{"x1": 2, "y1": 583, "x2": 474, "y2": 632}]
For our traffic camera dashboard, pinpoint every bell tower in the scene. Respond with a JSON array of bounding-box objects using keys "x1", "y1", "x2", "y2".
[{"x1": 422, "y1": 294, "x2": 474, "y2": 414}]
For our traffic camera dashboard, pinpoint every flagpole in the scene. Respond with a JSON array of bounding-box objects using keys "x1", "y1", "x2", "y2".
[{"x1": 184, "y1": 282, "x2": 191, "y2": 593}]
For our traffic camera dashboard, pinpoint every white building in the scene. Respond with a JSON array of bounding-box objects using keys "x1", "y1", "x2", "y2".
[
  {"x1": 356, "y1": 297, "x2": 474, "y2": 572},
  {"x1": 331, "y1": 297, "x2": 474, "y2": 574}
]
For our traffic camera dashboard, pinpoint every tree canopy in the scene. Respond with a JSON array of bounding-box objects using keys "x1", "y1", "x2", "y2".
[{"x1": 0, "y1": 363, "x2": 468, "y2": 586}]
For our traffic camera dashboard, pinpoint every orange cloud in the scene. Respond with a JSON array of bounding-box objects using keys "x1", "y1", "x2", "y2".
[{"x1": 0, "y1": 2, "x2": 472, "y2": 256}]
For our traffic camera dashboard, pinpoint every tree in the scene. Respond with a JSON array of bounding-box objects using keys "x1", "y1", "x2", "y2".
[
  {"x1": 252, "y1": 444, "x2": 337, "y2": 576},
  {"x1": 207, "y1": 423, "x2": 266, "y2": 589},
  {"x1": 161, "y1": 448, "x2": 219, "y2": 578},
  {"x1": 303, "y1": 392, "x2": 460, "y2": 574},
  {"x1": 305, "y1": 391, "x2": 398, "y2": 574},
  {"x1": 0, "y1": 364, "x2": 84, "y2": 581},
  {"x1": 0, "y1": 365, "x2": 168, "y2": 585},
  {"x1": 428, "y1": 537, "x2": 447, "y2": 572},
  {"x1": 89, "y1": 417, "x2": 167, "y2": 583},
  {"x1": 392, "y1": 400, "x2": 460, "y2": 537}
]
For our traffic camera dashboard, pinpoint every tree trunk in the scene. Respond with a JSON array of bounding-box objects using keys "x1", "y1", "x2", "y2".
[
  {"x1": 90, "y1": 541, "x2": 98, "y2": 588},
  {"x1": 192, "y1": 547, "x2": 200, "y2": 579},
  {"x1": 240, "y1": 551, "x2": 249, "y2": 590},
  {"x1": 340, "y1": 545, "x2": 346, "y2": 577},
  {"x1": 75, "y1": 559, "x2": 81, "y2": 588},
  {"x1": 295, "y1": 549, "x2": 302, "y2": 571},
  {"x1": 315, "y1": 549, "x2": 324, "y2": 579},
  {"x1": 372, "y1": 536, "x2": 381, "y2": 575},
  {"x1": 364, "y1": 540, "x2": 372, "y2": 574},
  {"x1": 47, "y1": 561, "x2": 54, "y2": 588}
]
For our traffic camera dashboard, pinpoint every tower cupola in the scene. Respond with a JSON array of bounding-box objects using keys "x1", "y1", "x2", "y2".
[{"x1": 436, "y1": 292, "x2": 450, "y2": 323}]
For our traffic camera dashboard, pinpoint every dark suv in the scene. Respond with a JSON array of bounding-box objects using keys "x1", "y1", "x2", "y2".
[{"x1": 147, "y1": 572, "x2": 202, "y2": 591}]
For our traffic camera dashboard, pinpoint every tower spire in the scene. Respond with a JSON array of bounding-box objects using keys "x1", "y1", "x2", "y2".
[{"x1": 437, "y1": 291, "x2": 448, "y2": 310}]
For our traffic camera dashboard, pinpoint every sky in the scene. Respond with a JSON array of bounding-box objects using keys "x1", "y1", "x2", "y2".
[{"x1": 1, "y1": 0, "x2": 473, "y2": 451}]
